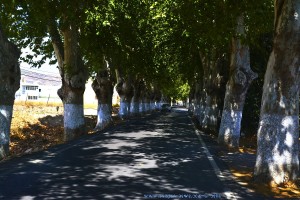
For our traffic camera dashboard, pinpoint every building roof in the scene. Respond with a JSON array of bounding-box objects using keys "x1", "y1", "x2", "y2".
[{"x1": 21, "y1": 68, "x2": 61, "y2": 87}]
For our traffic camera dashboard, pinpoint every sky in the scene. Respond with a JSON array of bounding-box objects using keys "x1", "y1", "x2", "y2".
[{"x1": 20, "y1": 47, "x2": 60, "y2": 76}]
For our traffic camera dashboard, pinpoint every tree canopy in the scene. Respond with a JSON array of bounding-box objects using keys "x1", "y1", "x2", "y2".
[{"x1": 0, "y1": 0, "x2": 274, "y2": 101}]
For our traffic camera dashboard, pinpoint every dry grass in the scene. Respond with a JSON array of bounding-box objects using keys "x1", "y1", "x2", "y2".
[
  {"x1": 9, "y1": 105, "x2": 97, "y2": 158},
  {"x1": 14, "y1": 100, "x2": 63, "y2": 107},
  {"x1": 10, "y1": 105, "x2": 63, "y2": 157},
  {"x1": 230, "y1": 135, "x2": 300, "y2": 198},
  {"x1": 189, "y1": 116, "x2": 300, "y2": 198},
  {"x1": 230, "y1": 168, "x2": 300, "y2": 198},
  {"x1": 8, "y1": 104, "x2": 121, "y2": 159}
]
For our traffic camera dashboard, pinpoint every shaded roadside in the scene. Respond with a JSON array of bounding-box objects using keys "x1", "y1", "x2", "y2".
[
  {"x1": 0, "y1": 108, "x2": 264, "y2": 199},
  {"x1": 191, "y1": 116, "x2": 300, "y2": 198}
]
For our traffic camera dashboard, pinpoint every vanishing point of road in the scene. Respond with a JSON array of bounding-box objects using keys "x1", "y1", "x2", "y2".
[{"x1": 0, "y1": 108, "x2": 266, "y2": 200}]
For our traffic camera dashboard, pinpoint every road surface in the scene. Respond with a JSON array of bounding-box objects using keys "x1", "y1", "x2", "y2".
[{"x1": 0, "y1": 108, "x2": 265, "y2": 199}]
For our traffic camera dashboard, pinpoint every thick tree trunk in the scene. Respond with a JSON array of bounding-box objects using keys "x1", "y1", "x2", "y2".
[
  {"x1": 254, "y1": 0, "x2": 300, "y2": 185},
  {"x1": 199, "y1": 51, "x2": 228, "y2": 132},
  {"x1": 57, "y1": 23, "x2": 88, "y2": 141},
  {"x1": 188, "y1": 84, "x2": 195, "y2": 114},
  {"x1": 149, "y1": 89, "x2": 156, "y2": 112},
  {"x1": 153, "y1": 88, "x2": 161, "y2": 110},
  {"x1": 193, "y1": 83, "x2": 201, "y2": 119},
  {"x1": 197, "y1": 52, "x2": 211, "y2": 127},
  {"x1": 144, "y1": 91, "x2": 151, "y2": 113},
  {"x1": 206, "y1": 55, "x2": 228, "y2": 132},
  {"x1": 116, "y1": 73, "x2": 133, "y2": 119},
  {"x1": 140, "y1": 92, "x2": 149, "y2": 114},
  {"x1": 130, "y1": 97, "x2": 139, "y2": 116},
  {"x1": 150, "y1": 100, "x2": 156, "y2": 111},
  {"x1": 49, "y1": 18, "x2": 88, "y2": 141},
  {"x1": 201, "y1": 93, "x2": 212, "y2": 129},
  {"x1": 218, "y1": 15, "x2": 257, "y2": 149},
  {"x1": 140, "y1": 85, "x2": 153, "y2": 114},
  {"x1": 130, "y1": 79, "x2": 143, "y2": 116},
  {"x1": 92, "y1": 69, "x2": 113, "y2": 130},
  {"x1": 0, "y1": 26, "x2": 20, "y2": 159},
  {"x1": 207, "y1": 96, "x2": 219, "y2": 132}
]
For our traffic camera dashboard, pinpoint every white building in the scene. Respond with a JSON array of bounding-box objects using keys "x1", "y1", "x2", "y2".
[
  {"x1": 15, "y1": 68, "x2": 62, "y2": 103},
  {"x1": 15, "y1": 68, "x2": 100, "y2": 108}
]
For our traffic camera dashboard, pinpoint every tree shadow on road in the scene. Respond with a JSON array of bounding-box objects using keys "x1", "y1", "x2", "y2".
[{"x1": 1, "y1": 109, "x2": 264, "y2": 199}]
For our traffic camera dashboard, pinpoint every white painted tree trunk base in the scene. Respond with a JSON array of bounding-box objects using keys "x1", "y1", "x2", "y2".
[
  {"x1": 64, "y1": 104, "x2": 85, "y2": 141},
  {"x1": 193, "y1": 104, "x2": 200, "y2": 118},
  {"x1": 254, "y1": 114, "x2": 299, "y2": 184},
  {"x1": 218, "y1": 110, "x2": 242, "y2": 148},
  {"x1": 130, "y1": 102, "x2": 140, "y2": 116},
  {"x1": 145, "y1": 103, "x2": 150, "y2": 112},
  {"x1": 119, "y1": 101, "x2": 130, "y2": 119},
  {"x1": 95, "y1": 104, "x2": 112, "y2": 130},
  {"x1": 155, "y1": 102, "x2": 160, "y2": 110},
  {"x1": 0, "y1": 105, "x2": 13, "y2": 159},
  {"x1": 158, "y1": 101, "x2": 164, "y2": 110},
  {"x1": 150, "y1": 102, "x2": 156, "y2": 111},
  {"x1": 139, "y1": 103, "x2": 146, "y2": 114},
  {"x1": 202, "y1": 106, "x2": 213, "y2": 129},
  {"x1": 198, "y1": 104, "x2": 205, "y2": 126}
]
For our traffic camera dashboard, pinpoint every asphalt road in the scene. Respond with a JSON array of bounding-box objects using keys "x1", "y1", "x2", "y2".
[{"x1": 0, "y1": 108, "x2": 265, "y2": 200}]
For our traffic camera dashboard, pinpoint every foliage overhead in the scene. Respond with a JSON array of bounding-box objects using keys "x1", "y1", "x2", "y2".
[{"x1": 0, "y1": 0, "x2": 273, "y2": 100}]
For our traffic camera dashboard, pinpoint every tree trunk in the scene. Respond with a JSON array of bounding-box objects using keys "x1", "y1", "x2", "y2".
[
  {"x1": 206, "y1": 54, "x2": 228, "y2": 133},
  {"x1": 153, "y1": 87, "x2": 161, "y2": 110},
  {"x1": 0, "y1": 26, "x2": 20, "y2": 159},
  {"x1": 254, "y1": 0, "x2": 300, "y2": 185},
  {"x1": 55, "y1": 21, "x2": 88, "y2": 141},
  {"x1": 92, "y1": 69, "x2": 113, "y2": 130},
  {"x1": 139, "y1": 88, "x2": 145, "y2": 114},
  {"x1": 116, "y1": 72, "x2": 134, "y2": 119},
  {"x1": 149, "y1": 88, "x2": 156, "y2": 112},
  {"x1": 144, "y1": 90, "x2": 151, "y2": 113},
  {"x1": 49, "y1": 18, "x2": 88, "y2": 141},
  {"x1": 198, "y1": 52, "x2": 211, "y2": 127},
  {"x1": 193, "y1": 83, "x2": 202, "y2": 119},
  {"x1": 218, "y1": 15, "x2": 257, "y2": 149},
  {"x1": 130, "y1": 79, "x2": 143, "y2": 116},
  {"x1": 188, "y1": 84, "x2": 195, "y2": 114}
]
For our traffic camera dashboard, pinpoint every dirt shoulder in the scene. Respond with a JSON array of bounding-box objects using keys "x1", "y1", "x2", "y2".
[
  {"x1": 191, "y1": 116, "x2": 300, "y2": 199},
  {"x1": 9, "y1": 105, "x2": 100, "y2": 159}
]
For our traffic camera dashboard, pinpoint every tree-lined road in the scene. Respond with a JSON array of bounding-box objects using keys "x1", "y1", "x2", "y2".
[{"x1": 0, "y1": 109, "x2": 264, "y2": 199}]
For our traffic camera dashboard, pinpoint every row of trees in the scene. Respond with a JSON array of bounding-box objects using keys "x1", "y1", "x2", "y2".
[
  {"x1": 186, "y1": 0, "x2": 299, "y2": 186},
  {"x1": 0, "y1": 0, "x2": 299, "y2": 187}
]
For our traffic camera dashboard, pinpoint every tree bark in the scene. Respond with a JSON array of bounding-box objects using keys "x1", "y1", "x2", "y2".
[
  {"x1": 130, "y1": 79, "x2": 143, "y2": 116},
  {"x1": 254, "y1": 0, "x2": 300, "y2": 185},
  {"x1": 149, "y1": 88, "x2": 156, "y2": 111},
  {"x1": 193, "y1": 82, "x2": 202, "y2": 119},
  {"x1": 49, "y1": 19, "x2": 88, "y2": 141},
  {"x1": 218, "y1": 15, "x2": 257, "y2": 149},
  {"x1": 153, "y1": 87, "x2": 162, "y2": 110},
  {"x1": 144, "y1": 90, "x2": 151, "y2": 113},
  {"x1": 0, "y1": 25, "x2": 20, "y2": 159},
  {"x1": 92, "y1": 69, "x2": 113, "y2": 130},
  {"x1": 188, "y1": 84, "x2": 195, "y2": 114},
  {"x1": 115, "y1": 71, "x2": 134, "y2": 119},
  {"x1": 198, "y1": 52, "x2": 211, "y2": 128},
  {"x1": 205, "y1": 54, "x2": 228, "y2": 132}
]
